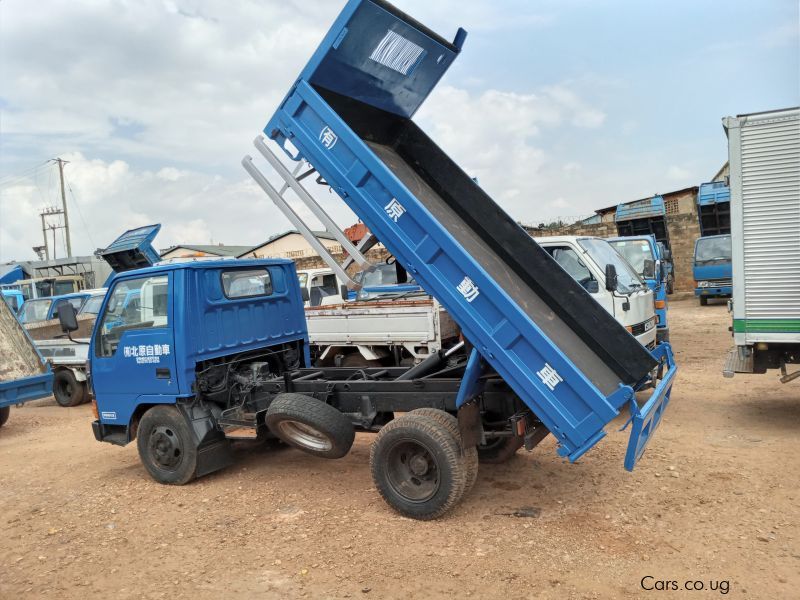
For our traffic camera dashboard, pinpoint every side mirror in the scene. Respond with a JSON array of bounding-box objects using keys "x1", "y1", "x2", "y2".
[
  {"x1": 340, "y1": 284, "x2": 349, "y2": 301},
  {"x1": 300, "y1": 287, "x2": 310, "y2": 303},
  {"x1": 605, "y1": 264, "x2": 618, "y2": 292},
  {"x1": 643, "y1": 259, "x2": 656, "y2": 280},
  {"x1": 58, "y1": 302, "x2": 79, "y2": 333}
]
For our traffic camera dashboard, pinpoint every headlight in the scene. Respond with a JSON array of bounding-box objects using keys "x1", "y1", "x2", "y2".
[
  {"x1": 644, "y1": 318, "x2": 656, "y2": 331},
  {"x1": 698, "y1": 281, "x2": 709, "y2": 288}
]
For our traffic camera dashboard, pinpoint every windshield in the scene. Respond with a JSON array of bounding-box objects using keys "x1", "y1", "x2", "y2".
[
  {"x1": 608, "y1": 239, "x2": 654, "y2": 277},
  {"x1": 79, "y1": 295, "x2": 105, "y2": 315},
  {"x1": 19, "y1": 299, "x2": 52, "y2": 323},
  {"x1": 356, "y1": 264, "x2": 417, "y2": 288},
  {"x1": 54, "y1": 280, "x2": 79, "y2": 295},
  {"x1": 695, "y1": 235, "x2": 731, "y2": 263},
  {"x1": 578, "y1": 238, "x2": 644, "y2": 294}
]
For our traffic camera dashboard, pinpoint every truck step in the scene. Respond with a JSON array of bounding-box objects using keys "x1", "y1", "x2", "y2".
[
  {"x1": 221, "y1": 425, "x2": 259, "y2": 440},
  {"x1": 723, "y1": 347, "x2": 753, "y2": 377}
]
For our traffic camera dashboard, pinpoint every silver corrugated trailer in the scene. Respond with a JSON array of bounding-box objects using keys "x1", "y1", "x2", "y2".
[{"x1": 723, "y1": 107, "x2": 800, "y2": 382}]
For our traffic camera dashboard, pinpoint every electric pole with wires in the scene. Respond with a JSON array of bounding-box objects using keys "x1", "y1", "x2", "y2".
[{"x1": 52, "y1": 157, "x2": 72, "y2": 258}]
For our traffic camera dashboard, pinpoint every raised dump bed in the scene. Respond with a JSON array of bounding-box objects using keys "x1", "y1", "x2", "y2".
[{"x1": 244, "y1": 0, "x2": 675, "y2": 467}]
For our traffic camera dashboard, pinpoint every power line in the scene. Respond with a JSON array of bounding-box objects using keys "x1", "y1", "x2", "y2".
[
  {"x1": 67, "y1": 183, "x2": 96, "y2": 249},
  {"x1": 0, "y1": 160, "x2": 51, "y2": 188}
]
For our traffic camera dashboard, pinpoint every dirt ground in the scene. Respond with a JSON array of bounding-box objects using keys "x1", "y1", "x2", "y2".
[{"x1": 1, "y1": 297, "x2": 798, "y2": 599}]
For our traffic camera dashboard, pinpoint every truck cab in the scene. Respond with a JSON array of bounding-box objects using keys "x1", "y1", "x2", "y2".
[
  {"x1": 89, "y1": 259, "x2": 308, "y2": 446},
  {"x1": 18, "y1": 292, "x2": 91, "y2": 324},
  {"x1": 2, "y1": 275, "x2": 85, "y2": 302},
  {"x1": 608, "y1": 235, "x2": 670, "y2": 343},
  {"x1": 534, "y1": 236, "x2": 657, "y2": 349},
  {"x1": 297, "y1": 268, "x2": 343, "y2": 307},
  {"x1": 693, "y1": 234, "x2": 732, "y2": 305},
  {"x1": 1, "y1": 289, "x2": 24, "y2": 314}
]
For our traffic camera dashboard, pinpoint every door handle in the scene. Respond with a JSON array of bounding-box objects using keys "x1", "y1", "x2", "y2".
[{"x1": 156, "y1": 368, "x2": 171, "y2": 379}]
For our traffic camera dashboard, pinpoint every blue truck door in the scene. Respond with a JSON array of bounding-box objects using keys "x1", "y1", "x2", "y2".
[{"x1": 91, "y1": 272, "x2": 176, "y2": 422}]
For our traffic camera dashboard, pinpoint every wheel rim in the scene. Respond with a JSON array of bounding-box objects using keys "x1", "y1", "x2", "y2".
[
  {"x1": 56, "y1": 379, "x2": 73, "y2": 402},
  {"x1": 386, "y1": 439, "x2": 440, "y2": 502},
  {"x1": 277, "y1": 420, "x2": 333, "y2": 452},
  {"x1": 148, "y1": 425, "x2": 183, "y2": 470}
]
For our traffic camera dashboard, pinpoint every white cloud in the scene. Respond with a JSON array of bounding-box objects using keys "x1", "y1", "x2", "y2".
[
  {"x1": 0, "y1": 152, "x2": 359, "y2": 260},
  {"x1": 666, "y1": 165, "x2": 692, "y2": 181},
  {"x1": 416, "y1": 84, "x2": 606, "y2": 214}
]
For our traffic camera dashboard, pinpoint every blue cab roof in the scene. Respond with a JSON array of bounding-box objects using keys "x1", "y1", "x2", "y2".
[{"x1": 106, "y1": 257, "x2": 296, "y2": 281}]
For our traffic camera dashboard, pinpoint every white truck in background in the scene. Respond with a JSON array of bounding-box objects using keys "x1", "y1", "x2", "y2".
[
  {"x1": 534, "y1": 236, "x2": 658, "y2": 349},
  {"x1": 722, "y1": 107, "x2": 800, "y2": 383}
]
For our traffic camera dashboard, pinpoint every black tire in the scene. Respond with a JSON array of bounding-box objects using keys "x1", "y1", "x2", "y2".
[
  {"x1": 136, "y1": 405, "x2": 198, "y2": 485},
  {"x1": 0, "y1": 406, "x2": 10, "y2": 428},
  {"x1": 667, "y1": 278, "x2": 674, "y2": 295},
  {"x1": 370, "y1": 414, "x2": 468, "y2": 520},
  {"x1": 699, "y1": 296, "x2": 708, "y2": 306},
  {"x1": 411, "y1": 408, "x2": 478, "y2": 491},
  {"x1": 266, "y1": 393, "x2": 355, "y2": 459},
  {"x1": 53, "y1": 369, "x2": 86, "y2": 407},
  {"x1": 477, "y1": 435, "x2": 524, "y2": 464}
]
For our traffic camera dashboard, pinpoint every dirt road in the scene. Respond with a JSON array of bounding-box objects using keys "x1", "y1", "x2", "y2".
[{"x1": 1, "y1": 297, "x2": 798, "y2": 599}]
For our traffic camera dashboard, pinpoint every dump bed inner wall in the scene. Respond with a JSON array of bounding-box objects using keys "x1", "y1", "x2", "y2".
[{"x1": 318, "y1": 88, "x2": 656, "y2": 388}]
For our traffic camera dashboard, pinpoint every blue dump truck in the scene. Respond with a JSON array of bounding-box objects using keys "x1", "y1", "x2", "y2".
[
  {"x1": 608, "y1": 235, "x2": 670, "y2": 343},
  {"x1": 65, "y1": 0, "x2": 676, "y2": 520},
  {"x1": 693, "y1": 234, "x2": 732, "y2": 306},
  {"x1": 0, "y1": 295, "x2": 53, "y2": 429}
]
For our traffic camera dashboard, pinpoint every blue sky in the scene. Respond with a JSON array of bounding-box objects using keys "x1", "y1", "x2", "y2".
[{"x1": 0, "y1": 0, "x2": 797, "y2": 259}]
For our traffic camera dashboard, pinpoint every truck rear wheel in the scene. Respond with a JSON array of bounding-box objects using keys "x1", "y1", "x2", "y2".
[
  {"x1": 0, "y1": 406, "x2": 10, "y2": 428},
  {"x1": 477, "y1": 435, "x2": 524, "y2": 464},
  {"x1": 370, "y1": 414, "x2": 468, "y2": 520},
  {"x1": 411, "y1": 408, "x2": 479, "y2": 491},
  {"x1": 53, "y1": 369, "x2": 86, "y2": 407},
  {"x1": 266, "y1": 393, "x2": 355, "y2": 459},
  {"x1": 137, "y1": 405, "x2": 198, "y2": 485}
]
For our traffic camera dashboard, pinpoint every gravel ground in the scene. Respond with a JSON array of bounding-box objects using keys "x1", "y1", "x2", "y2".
[{"x1": 1, "y1": 297, "x2": 798, "y2": 599}]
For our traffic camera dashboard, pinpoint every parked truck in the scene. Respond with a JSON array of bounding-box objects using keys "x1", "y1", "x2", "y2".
[
  {"x1": 693, "y1": 233, "x2": 732, "y2": 305},
  {"x1": 538, "y1": 235, "x2": 658, "y2": 347},
  {"x1": 607, "y1": 234, "x2": 669, "y2": 343},
  {"x1": 0, "y1": 294, "x2": 53, "y2": 429},
  {"x1": 76, "y1": 0, "x2": 676, "y2": 520},
  {"x1": 722, "y1": 107, "x2": 800, "y2": 382}
]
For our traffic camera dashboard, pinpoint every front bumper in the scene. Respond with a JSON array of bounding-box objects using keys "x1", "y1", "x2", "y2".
[{"x1": 695, "y1": 286, "x2": 732, "y2": 297}]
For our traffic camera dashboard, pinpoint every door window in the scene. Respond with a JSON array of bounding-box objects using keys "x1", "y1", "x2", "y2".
[
  {"x1": 96, "y1": 275, "x2": 169, "y2": 357},
  {"x1": 545, "y1": 246, "x2": 595, "y2": 290}
]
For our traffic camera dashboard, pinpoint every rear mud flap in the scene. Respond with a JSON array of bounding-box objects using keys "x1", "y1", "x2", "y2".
[{"x1": 622, "y1": 343, "x2": 677, "y2": 471}]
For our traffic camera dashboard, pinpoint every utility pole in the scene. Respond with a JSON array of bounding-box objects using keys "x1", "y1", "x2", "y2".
[
  {"x1": 40, "y1": 212, "x2": 50, "y2": 260},
  {"x1": 54, "y1": 158, "x2": 72, "y2": 258},
  {"x1": 39, "y1": 206, "x2": 65, "y2": 262}
]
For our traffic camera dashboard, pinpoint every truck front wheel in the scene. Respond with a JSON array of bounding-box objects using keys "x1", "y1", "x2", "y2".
[
  {"x1": 699, "y1": 296, "x2": 708, "y2": 306},
  {"x1": 370, "y1": 414, "x2": 468, "y2": 520},
  {"x1": 0, "y1": 406, "x2": 10, "y2": 428},
  {"x1": 53, "y1": 369, "x2": 86, "y2": 407},
  {"x1": 136, "y1": 405, "x2": 198, "y2": 485}
]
